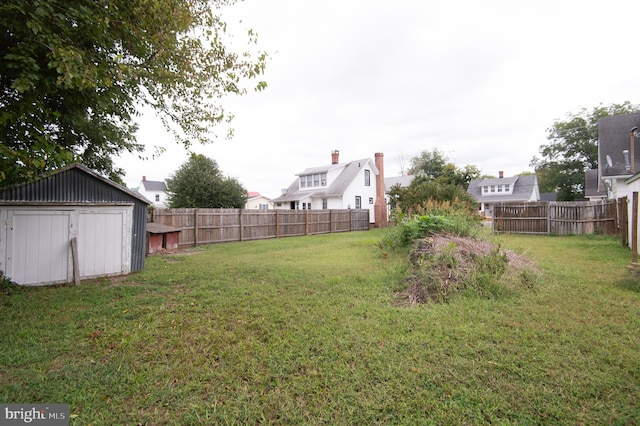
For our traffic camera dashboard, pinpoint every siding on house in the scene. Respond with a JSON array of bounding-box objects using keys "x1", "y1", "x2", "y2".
[
  {"x1": 271, "y1": 153, "x2": 384, "y2": 224},
  {"x1": 136, "y1": 178, "x2": 168, "y2": 208}
]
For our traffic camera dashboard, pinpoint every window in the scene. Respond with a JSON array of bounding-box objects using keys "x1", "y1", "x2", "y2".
[
  {"x1": 355, "y1": 196, "x2": 361, "y2": 209},
  {"x1": 322, "y1": 199, "x2": 327, "y2": 209},
  {"x1": 497, "y1": 185, "x2": 503, "y2": 193},
  {"x1": 155, "y1": 194, "x2": 160, "y2": 202},
  {"x1": 259, "y1": 204, "x2": 269, "y2": 210},
  {"x1": 505, "y1": 184, "x2": 510, "y2": 192},
  {"x1": 490, "y1": 185, "x2": 495, "y2": 193},
  {"x1": 369, "y1": 197, "x2": 374, "y2": 204},
  {"x1": 364, "y1": 170, "x2": 371, "y2": 186},
  {"x1": 300, "y1": 173, "x2": 327, "y2": 188},
  {"x1": 483, "y1": 186, "x2": 488, "y2": 194}
]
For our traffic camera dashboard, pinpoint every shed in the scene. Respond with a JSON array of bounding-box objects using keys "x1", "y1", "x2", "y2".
[
  {"x1": 0, "y1": 164, "x2": 150, "y2": 286},
  {"x1": 147, "y1": 222, "x2": 181, "y2": 254}
]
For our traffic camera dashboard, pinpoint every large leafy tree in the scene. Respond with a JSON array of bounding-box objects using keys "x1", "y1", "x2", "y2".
[
  {"x1": 408, "y1": 148, "x2": 448, "y2": 180},
  {"x1": 531, "y1": 102, "x2": 639, "y2": 201},
  {"x1": 390, "y1": 148, "x2": 480, "y2": 213},
  {"x1": 408, "y1": 148, "x2": 480, "y2": 188},
  {"x1": 166, "y1": 153, "x2": 246, "y2": 208},
  {"x1": 0, "y1": 0, "x2": 267, "y2": 185}
]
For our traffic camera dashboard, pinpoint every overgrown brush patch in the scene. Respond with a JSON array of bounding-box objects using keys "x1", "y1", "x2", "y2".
[
  {"x1": 378, "y1": 209, "x2": 481, "y2": 256},
  {"x1": 379, "y1": 207, "x2": 536, "y2": 304},
  {"x1": 400, "y1": 234, "x2": 540, "y2": 305}
]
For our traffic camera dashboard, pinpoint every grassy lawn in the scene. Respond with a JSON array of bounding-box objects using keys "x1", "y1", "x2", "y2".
[{"x1": 1, "y1": 229, "x2": 639, "y2": 425}]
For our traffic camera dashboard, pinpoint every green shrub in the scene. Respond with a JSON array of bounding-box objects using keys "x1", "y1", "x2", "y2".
[{"x1": 380, "y1": 205, "x2": 481, "y2": 254}]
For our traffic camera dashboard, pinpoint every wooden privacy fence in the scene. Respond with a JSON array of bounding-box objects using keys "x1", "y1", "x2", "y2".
[
  {"x1": 149, "y1": 208, "x2": 370, "y2": 247},
  {"x1": 493, "y1": 200, "x2": 618, "y2": 235}
]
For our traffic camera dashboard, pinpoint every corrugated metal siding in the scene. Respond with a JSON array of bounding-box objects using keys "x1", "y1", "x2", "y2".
[
  {"x1": 130, "y1": 203, "x2": 146, "y2": 271},
  {"x1": 2, "y1": 168, "x2": 122, "y2": 202},
  {"x1": 0, "y1": 165, "x2": 148, "y2": 272}
]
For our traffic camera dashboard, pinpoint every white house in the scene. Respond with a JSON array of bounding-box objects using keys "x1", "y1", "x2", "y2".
[
  {"x1": 245, "y1": 192, "x2": 272, "y2": 210},
  {"x1": 384, "y1": 174, "x2": 415, "y2": 216},
  {"x1": 270, "y1": 150, "x2": 388, "y2": 226},
  {"x1": 135, "y1": 176, "x2": 168, "y2": 208},
  {"x1": 467, "y1": 172, "x2": 540, "y2": 218}
]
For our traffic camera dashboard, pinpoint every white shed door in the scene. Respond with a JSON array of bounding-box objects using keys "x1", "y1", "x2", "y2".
[
  {"x1": 78, "y1": 208, "x2": 131, "y2": 278},
  {"x1": 6, "y1": 210, "x2": 72, "y2": 285}
]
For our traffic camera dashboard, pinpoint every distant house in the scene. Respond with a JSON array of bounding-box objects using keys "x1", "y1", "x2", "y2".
[
  {"x1": 384, "y1": 175, "x2": 415, "y2": 190},
  {"x1": 384, "y1": 174, "x2": 415, "y2": 214},
  {"x1": 270, "y1": 150, "x2": 388, "y2": 226},
  {"x1": 467, "y1": 172, "x2": 540, "y2": 218},
  {"x1": 597, "y1": 112, "x2": 640, "y2": 200},
  {"x1": 584, "y1": 169, "x2": 606, "y2": 201},
  {"x1": 540, "y1": 192, "x2": 558, "y2": 202},
  {"x1": 245, "y1": 192, "x2": 272, "y2": 210},
  {"x1": 135, "y1": 176, "x2": 168, "y2": 208}
]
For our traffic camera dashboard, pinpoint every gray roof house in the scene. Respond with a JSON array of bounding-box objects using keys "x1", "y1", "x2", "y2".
[
  {"x1": 597, "y1": 112, "x2": 640, "y2": 200},
  {"x1": 135, "y1": 176, "x2": 168, "y2": 208},
  {"x1": 585, "y1": 169, "x2": 606, "y2": 201},
  {"x1": 467, "y1": 172, "x2": 540, "y2": 218},
  {"x1": 271, "y1": 150, "x2": 388, "y2": 226}
]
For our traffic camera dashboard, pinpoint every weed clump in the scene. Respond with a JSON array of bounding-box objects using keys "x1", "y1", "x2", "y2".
[
  {"x1": 377, "y1": 210, "x2": 480, "y2": 256},
  {"x1": 0, "y1": 272, "x2": 21, "y2": 296},
  {"x1": 400, "y1": 234, "x2": 540, "y2": 305}
]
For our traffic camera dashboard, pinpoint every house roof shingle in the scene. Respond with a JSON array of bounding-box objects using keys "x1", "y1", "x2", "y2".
[
  {"x1": 272, "y1": 157, "x2": 378, "y2": 203},
  {"x1": 598, "y1": 112, "x2": 640, "y2": 178},
  {"x1": 585, "y1": 169, "x2": 606, "y2": 198},
  {"x1": 141, "y1": 180, "x2": 167, "y2": 192},
  {"x1": 385, "y1": 175, "x2": 414, "y2": 189},
  {"x1": 467, "y1": 175, "x2": 539, "y2": 203}
]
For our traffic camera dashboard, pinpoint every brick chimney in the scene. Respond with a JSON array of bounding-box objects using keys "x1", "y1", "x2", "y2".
[
  {"x1": 143, "y1": 176, "x2": 146, "y2": 181},
  {"x1": 374, "y1": 153, "x2": 388, "y2": 228},
  {"x1": 498, "y1": 171, "x2": 503, "y2": 178},
  {"x1": 331, "y1": 150, "x2": 340, "y2": 165}
]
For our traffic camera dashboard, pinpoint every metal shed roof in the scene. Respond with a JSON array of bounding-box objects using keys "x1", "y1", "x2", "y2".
[{"x1": 0, "y1": 163, "x2": 150, "y2": 205}]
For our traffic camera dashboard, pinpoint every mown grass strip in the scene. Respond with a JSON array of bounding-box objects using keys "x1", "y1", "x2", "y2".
[{"x1": 1, "y1": 230, "x2": 638, "y2": 425}]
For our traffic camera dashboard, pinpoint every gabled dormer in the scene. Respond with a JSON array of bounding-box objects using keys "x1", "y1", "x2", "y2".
[
  {"x1": 479, "y1": 176, "x2": 518, "y2": 196},
  {"x1": 467, "y1": 172, "x2": 540, "y2": 219}
]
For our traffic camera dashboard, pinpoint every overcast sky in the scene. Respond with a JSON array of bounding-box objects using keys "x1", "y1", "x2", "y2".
[{"x1": 116, "y1": 0, "x2": 640, "y2": 198}]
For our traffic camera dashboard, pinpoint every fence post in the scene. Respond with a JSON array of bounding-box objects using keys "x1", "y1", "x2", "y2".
[
  {"x1": 547, "y1": 202, "x2": 551, "y2": 235},
  {"x1": 329, "y1": 210, "x2": 333, "y2": 233},
  {"x1": 305, "y1": 209, "x2": 309, "y2": 235},
  {"x1": 194, "y1": 209, "x2": 198, "y2": 247},
  {"x1": 349, "y1": 210, "x2": 353, "y2": 232},
  {"x1": 239, "y1": 209, "x2": 244, "y2": 242},
  {"x1": 275, "y1": 209, "x2": 279, "y2": 238}
]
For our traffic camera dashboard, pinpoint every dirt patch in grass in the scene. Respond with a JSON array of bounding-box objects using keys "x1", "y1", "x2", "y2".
[{"x1": 400, "y1": 233, "x2": 538, "y2": 305}]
